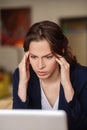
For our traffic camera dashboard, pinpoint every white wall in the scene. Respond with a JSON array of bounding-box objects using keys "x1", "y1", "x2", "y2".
[
  {"x1": 0, "y1": 0, "x2": 87, "y2": 65},
  {"x1": 0, "y1": 0, "x2": 87, "y2": 24}
]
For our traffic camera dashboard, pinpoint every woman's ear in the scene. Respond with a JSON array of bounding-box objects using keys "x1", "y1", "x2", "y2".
[{"x1": 62, "y1": 48, "x2": 65, "y2": 53}]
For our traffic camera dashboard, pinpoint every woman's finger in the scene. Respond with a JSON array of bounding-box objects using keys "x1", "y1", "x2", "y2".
[{"x1": 55, "y1": 56, "x2": 70, "y2": 69}]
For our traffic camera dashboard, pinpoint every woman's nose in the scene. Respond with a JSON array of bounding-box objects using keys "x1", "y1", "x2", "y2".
[{"x1": 38, "y1": 59, "x2": 46, "y2": 69}]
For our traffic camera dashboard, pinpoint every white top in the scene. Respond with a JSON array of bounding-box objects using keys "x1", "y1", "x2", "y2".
[{"x1": 40, "y1": 84, "x2": 59, "y2": 110}]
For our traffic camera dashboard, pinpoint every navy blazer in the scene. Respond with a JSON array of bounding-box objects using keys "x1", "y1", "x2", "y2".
[{"x1": 13, "y1": 64, "x2": 87, "y2": 130}]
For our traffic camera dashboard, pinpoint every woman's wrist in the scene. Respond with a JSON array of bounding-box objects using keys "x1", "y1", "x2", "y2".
[
  {"x1": 63, "y1": 82, "x2": 74, "y2": 102},
  {"x1": 18, "y1": 82, "x2": 28, "y2": 102}
]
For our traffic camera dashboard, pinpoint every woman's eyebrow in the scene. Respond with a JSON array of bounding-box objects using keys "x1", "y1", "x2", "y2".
[
  {"x1": 43, "y1": 53, "x2": 53, "y2": 57},
  {"x1": 29, "y1": 53, "x2": 53, "y2": 57},
  {"x1": 29, "y1": 53, "x2": 36, "y2": 56}
]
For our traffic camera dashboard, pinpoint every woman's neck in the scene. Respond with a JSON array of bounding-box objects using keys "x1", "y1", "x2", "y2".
[{"x1": 40, "y1": 67, "x2": 60, "y2": 107}]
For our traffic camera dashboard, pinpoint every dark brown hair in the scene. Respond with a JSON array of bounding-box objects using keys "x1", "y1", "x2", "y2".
[{"x1": 23, "y1": 20, "x2": 77, "y2": 66}]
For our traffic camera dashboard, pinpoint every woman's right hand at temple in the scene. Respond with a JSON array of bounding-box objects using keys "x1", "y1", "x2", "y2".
[{"x1": 18, "y1": 51, "x2": 30, "y2": 102}]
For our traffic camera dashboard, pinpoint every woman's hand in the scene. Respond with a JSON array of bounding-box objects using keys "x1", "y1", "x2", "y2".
[
  {"x1": 56, "y1": 55, "x2": 70, "y2": 87},
  {"x1": 18, "y1": 51, "x2": 30, "y2": 102},
  {"x1": 18, "y1": 51, "x2": 30, "y2": 85},
  {"x1": 56, "y1": 55, "x2": 74, "y2": 102}
]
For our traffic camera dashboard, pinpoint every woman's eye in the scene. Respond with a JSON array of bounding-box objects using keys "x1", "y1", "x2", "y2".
[
  {"x1": 30, "y1": 55, "x2": 37, "y2": 59},
  {"x1": 46, "y1": 55, "x2": 53, "y2": 59}
]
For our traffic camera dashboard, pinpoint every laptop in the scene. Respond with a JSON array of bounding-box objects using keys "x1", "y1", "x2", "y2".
[{"x1": 0, "y1": 110, "x2": 68, "y2": 130}]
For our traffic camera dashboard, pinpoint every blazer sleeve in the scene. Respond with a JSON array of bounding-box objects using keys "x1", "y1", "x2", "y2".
[
  {"x1": 12, "y1": 68, "x2": 29, "y2": 109},
  {"x1": 67, "y1": 65, "x2": 87, "y2": 130}
]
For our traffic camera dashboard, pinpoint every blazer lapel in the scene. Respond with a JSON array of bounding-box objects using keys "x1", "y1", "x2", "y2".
[{"x1": 58, "y1": 84, "x2": 68, "y2": 112}]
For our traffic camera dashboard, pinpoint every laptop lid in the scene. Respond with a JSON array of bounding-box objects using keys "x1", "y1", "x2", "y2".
[{"x1": 0, "y1": 110, "x2": 68, "y2": 130}]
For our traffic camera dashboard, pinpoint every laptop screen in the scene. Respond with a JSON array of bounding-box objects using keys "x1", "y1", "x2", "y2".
[{"x1": 0, "y1": 110, "x2": 68, "y2": 130}]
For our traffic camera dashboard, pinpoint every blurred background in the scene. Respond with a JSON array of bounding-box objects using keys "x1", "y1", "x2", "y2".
[{"x1": 0, "y1": 0, "x2": 87, "y2": 109}]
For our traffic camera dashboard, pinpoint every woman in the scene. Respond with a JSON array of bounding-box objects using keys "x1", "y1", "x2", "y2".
[{"x1": 13, "y1": 20, "x2": 87, "y2": 130}]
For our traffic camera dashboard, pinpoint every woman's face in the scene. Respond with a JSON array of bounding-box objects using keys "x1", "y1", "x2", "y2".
[{"x1": 29, "y1": 39, "x2": 58, "y2": 79}]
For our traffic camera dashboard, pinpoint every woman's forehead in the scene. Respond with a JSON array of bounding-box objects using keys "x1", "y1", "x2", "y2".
[
  {"x1": 29, "y1": 39, "x2": 51, "y2": 51},
  {"x1": 29, "y1": 40, "x2": 52, "y2": 56}
]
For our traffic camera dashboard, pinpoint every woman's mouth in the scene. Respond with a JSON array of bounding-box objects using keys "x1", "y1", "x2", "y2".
[{"x1": 37, "y1": 71, "x2": 47, "y2": 76}]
